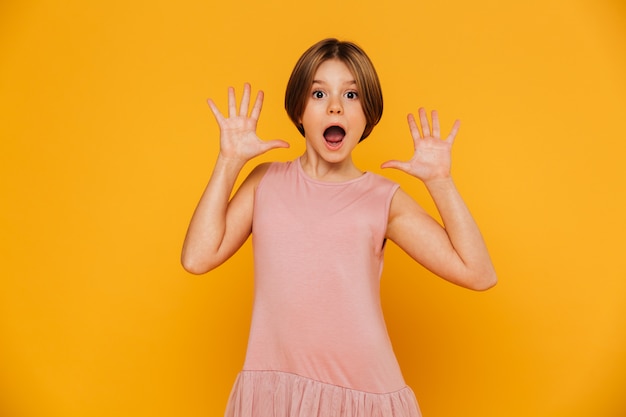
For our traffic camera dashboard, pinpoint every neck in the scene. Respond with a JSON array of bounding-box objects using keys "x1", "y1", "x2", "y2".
[{"x1": 299, "y1": 152, "x2": 363, "y2": 182}]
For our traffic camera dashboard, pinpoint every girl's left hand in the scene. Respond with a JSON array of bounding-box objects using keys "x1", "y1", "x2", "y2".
[{"x1": 381, "y1": 108, "x2": 460, "y2": 184}]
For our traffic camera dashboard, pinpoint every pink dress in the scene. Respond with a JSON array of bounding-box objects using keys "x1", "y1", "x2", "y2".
[{"x1": 225, "y1": 158, "x2": 422, "y2": 417}]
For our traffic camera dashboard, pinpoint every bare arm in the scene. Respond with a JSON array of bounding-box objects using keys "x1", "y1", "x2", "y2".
[
  {"x1": 383, "y1": 109, "x2": 497, "y2": 290},
  {"x1": 181, "y1": 84, "x2": 289, "y2": 274}
]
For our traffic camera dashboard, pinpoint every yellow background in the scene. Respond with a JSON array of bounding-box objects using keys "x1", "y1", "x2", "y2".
[{"x1": 1, "y1": 0, "x2": 625, "y2": 416}]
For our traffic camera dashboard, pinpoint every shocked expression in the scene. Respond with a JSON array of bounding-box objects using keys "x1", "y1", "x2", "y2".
[{"x1": 299, "y1": 59, "x2": 367, "y2": 162}]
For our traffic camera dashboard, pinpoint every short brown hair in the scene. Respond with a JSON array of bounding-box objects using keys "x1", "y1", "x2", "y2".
[{"x1": 284, "y1": 38, "x2": 383, "y2": 141}]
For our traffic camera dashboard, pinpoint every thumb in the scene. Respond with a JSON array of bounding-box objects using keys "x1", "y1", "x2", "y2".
[
  {"x1": 263, "y1": 139, "x2": 290, "y2": 151},
  {"x1": 380, "y1": 159, "x2": 407, "y2": 171}
]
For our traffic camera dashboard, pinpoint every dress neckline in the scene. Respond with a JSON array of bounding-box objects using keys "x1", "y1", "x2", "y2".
[{"x1": 296, "y1": 156, "x2": 370, "y2": 186}]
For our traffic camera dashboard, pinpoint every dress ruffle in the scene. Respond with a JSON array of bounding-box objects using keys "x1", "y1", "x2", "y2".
[{"x1": 225, "y1": 370, "x2": 422, "y2": 417}]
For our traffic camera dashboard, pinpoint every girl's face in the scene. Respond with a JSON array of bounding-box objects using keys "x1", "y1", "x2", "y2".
[{"x1": 299, "y1": 59, "x2": 367, "y2": 165}]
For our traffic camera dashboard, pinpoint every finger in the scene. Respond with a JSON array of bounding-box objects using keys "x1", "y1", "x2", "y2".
[
  {"x1": 446, "y1": 120, "x2": 461, "y2": 144},
  {"x1": 419, "y1": 108, "x2": 431, "y2": 137},
  {"x1": 262, "y1": 139, "x2": 290, "y2": 151},
  {"x1": 250, "y1": 90, "x2": 264, "y2": 121},
  {"x1": 207, "y1": 98, "x2": 225, "y2": 124},
  {"x1": 431, "y1": 110, "x2": 440, "y2": 138},
  {"x1": 254, "y1": 139, "x2": 290, "y2": 158},
  {"x1": 239, "y1": 83, "x2": 251, "y2": 117},
  {"x1": 227, "y1": 86, "x2": 237, "y2": 117},
  {"x1": 407, "y1": 113, "x2": 422, "y2": 146},
  {"x1": 381, "y1": 159, "x2": 410, "y2": 171}
]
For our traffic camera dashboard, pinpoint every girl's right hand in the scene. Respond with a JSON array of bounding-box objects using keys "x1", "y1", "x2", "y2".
[{"x1": 207, "y1": 83, "x2": 289, "y2": 163}]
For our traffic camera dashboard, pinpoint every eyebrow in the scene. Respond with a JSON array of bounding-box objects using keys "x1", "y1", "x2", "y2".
[{"x1": 311, "y1": 79, "x2": 357, "y2": 85}]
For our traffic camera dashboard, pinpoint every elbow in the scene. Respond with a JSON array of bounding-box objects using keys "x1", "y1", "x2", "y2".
[
  {"x1": 181, "y1": 260, "x2": 209, "y2": 275},
  {"x1": 180, "y1": 251, "x2": 213, "y2": 275},
  {"x1": 467, "y1": 269, "x2": 498, "y2": 291},
  {"x1": 470, "y1": 278, "x2": 497, "y2": 291},
  {"x1": 444, "y1": 268, "x2": 498, "y2": 291}
]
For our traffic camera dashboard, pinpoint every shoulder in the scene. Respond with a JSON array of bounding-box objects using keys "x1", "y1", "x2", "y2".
[
  {"x1": 248, "y1": 161, "x2": 273, "y2": 180},
  {"x1": 241, "y1": 160, "x2": 299, "y2": 196},
  {"x1": 240, "y1": 162, "x2": 270, "y2": 184},
  {"x1": 363, "y1": 172, "x2": 401, "y2": 205},
  {"x1": 236, "y1": 162, "x2": 275, "y2": 197},
  {"x1": 387, "y1": 187, "x2": 431, "y2": 236},
  {"x1": 389, "y1": 187, "x2": 424, "y2": 216},
  {"x1": 248, "y1": 160, "x2": 293, "y2": 187},
  {"x1": 365, "y1": 171, "x2": 400, "y2": 192}
]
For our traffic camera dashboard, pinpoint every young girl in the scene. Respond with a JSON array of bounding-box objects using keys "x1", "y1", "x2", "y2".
[{"x1": 182, "y1": 38, "x2": 497, "y2": 417}]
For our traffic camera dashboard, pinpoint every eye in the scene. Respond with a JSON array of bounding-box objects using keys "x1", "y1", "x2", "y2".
[
  {"x1": 312, "y1": 90, "x2": 326, "y2": 99},
  {"x1": 345, "y1": 91, "x2": 358, "y2": 100}
]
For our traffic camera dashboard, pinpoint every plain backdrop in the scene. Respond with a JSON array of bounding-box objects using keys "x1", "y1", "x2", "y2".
[{"x1": 1, "y1": 0, "x2": 625, "y2": 416}]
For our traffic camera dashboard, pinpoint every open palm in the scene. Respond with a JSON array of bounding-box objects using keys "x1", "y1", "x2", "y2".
[
  {"x1": 382, "y1": 108, "x2": 459, "y2": 183},
  {"x1": 207, "y1": 83, "x2": 289, "y2": 163}
]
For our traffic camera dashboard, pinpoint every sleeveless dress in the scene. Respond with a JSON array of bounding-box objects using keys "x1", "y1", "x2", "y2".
[{"x1": 225, "y1": 158, "x2": 422, "y2": 417}]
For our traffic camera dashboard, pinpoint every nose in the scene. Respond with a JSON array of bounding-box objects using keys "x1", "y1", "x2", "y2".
[{"x1": 327, "y1": 96, "x2": 343, "y2": 114}]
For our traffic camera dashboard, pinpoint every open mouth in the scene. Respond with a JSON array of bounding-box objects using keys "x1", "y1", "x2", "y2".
[{"x1": 323, "y1": 126, "x2": 346, "y2": 148}]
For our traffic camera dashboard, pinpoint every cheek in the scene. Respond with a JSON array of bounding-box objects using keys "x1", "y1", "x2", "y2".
[
  {"x1": 351, "y1": 105, "x2": 367, "y2": 124},
  {"x1": 300, "y1": 104, "x2": 319, "y2": 125}
]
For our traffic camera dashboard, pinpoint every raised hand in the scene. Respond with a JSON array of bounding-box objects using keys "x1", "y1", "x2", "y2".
[
  {"x1": 381, "y1": 108, "x2": 460, "y2": 183},
  {"x1": 207, "y1": 83, "x2": 289, "y2": 163}
]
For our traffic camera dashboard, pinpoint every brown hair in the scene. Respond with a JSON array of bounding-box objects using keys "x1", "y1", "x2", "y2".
[{"x1": 284, "y1": 38, "x2": 383, "y2": 141}]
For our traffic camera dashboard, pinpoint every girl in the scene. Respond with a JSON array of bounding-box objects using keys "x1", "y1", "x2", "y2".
[{"x1": 182, "y1": 38, "x2": 497, "y2": 417}]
